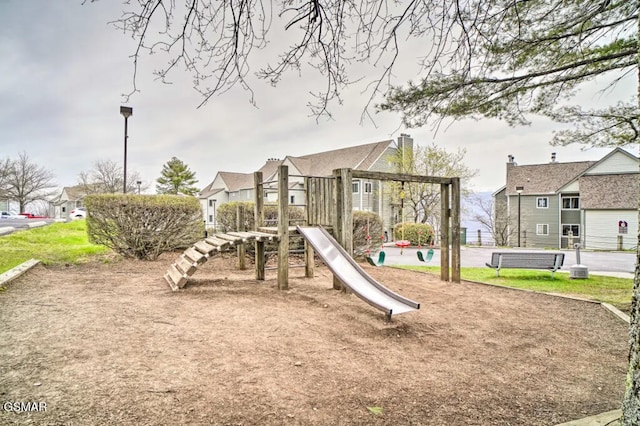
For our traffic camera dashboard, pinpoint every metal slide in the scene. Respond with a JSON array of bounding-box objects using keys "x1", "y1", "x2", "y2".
[{"x1": 297, "y1": 226, "x2": 420, "y2": 318}]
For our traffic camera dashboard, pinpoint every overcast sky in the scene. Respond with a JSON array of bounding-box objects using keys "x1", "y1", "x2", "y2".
[{"x1": 0, "y1": 1, "x2": 636, "y2": 195}]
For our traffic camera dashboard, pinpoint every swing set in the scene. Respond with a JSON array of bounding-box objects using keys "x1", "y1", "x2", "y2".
[
  {"x1": 334, "y1": 168, "x2": 461, "y2": 283},
  {"x1": 365, "y1": 180, "x2": 435, "y2": 266}
]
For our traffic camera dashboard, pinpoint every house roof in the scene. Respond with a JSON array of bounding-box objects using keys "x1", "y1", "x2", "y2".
[
  {"x1": 257, "y1": 159, "x2": 283, "y2": 180},
  {"x1": 285, "y1": 140, "x2": 393, "y2": 177},
  {"x1": 580, "y1": 173, "x2": 639, "y2": 209},
  {"x1": 219, "y1": 172, "x2": 254, "y2": 191},
  {"x1": 199, "y1": 187, "x2": 225, "y2": 199},
  {"x1": 51, "y1": 186, "x2": 86, "y2": 203},
  {"x1": 505, "y1": 160, "x2": 596, "y2": 196}
]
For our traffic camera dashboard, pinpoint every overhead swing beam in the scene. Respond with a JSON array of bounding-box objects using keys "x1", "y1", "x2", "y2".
[{"x1": 336, "y1": 169, "x2": 460, "y2": 283}]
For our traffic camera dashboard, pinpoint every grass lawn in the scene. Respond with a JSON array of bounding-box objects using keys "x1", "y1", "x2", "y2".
[
  {"x1": 395, "y1": 265, "x2": 634, "y2": 311},
  {"x1": 0, "y1": 220, "x2": 111, "y2": 276}
]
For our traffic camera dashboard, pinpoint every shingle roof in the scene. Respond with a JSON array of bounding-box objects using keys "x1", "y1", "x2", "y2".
[
  {"x1": 199, "y1": 187, "x2": 224, "y2": 199},
  {"x1": 257, "y1": 159, "x2": 282, "y2": 180},
  {"x1": 286, "y1": 140, "x2": 392, "y2": 177},
  {"x1": 61, "y1": 186, "x2": 86, "y2": 201},
  {"x1": 219, "y1": 172, "x2": 254, "y2": 191},
  {"x1": 580, "y1": 174, "x2": 639, "y2": 209},
  {"x1": 505, "y1": 161, "x2": 596, "y2": 196}
]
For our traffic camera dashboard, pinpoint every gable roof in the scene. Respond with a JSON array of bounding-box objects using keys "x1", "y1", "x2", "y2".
[
  {"x1": 199, "y1": 187, "x2": 225, "y2": 199},
  {"x1": 219, "y1": 172, "x2": 254, "y2": 191},
  {"x1": 505, "y1": 160, "x2": 596, "y2": 196},
  {"x1": 285, "y1": 140, "x2": 393, "y2": 177},
  {"x1": 51, "y1": 186, "x2": 86, "y2": 203}
]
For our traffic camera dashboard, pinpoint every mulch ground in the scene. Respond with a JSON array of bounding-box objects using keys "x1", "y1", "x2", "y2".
[{"x1": 0, "y1": 253, "x2": 630, "y2": 425}]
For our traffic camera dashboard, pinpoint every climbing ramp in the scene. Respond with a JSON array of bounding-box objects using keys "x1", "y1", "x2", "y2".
[{"x1": 164, "y1": 231, "x2": 278, "y2": 291}]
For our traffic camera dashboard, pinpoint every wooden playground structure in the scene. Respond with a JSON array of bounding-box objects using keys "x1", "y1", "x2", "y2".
[{"x1": 164, "y1": 165, "x2": 461, "y2": 292}]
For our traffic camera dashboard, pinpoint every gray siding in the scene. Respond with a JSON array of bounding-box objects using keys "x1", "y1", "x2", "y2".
[
  {"x1": 516, "y1": 194, "x2": 559, "y2": 248},
  {"x1": 368, "y1": 147, "x2": 396, "y2": 173}
]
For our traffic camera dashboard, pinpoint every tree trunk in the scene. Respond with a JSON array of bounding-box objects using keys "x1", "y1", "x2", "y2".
[{"x1": 621, "y1": 10, "x2": 640, "y2": 424}]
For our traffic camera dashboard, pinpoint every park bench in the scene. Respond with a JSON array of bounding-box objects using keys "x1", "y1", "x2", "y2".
[{"x1": 485, "y1": 252, "x2": 565, "y2": 278}]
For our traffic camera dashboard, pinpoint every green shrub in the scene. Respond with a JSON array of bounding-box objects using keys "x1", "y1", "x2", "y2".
[
  {"x1": 216, "y1": 202, "x2": 254, "y2": 232},
  {"x1": 216, "y1": 201, "x2": 305, "y2": 232},
  {"x1": 85, "y1": 194, "x2": 203, "y2": 260},
  {"x1": 352, "y1": 211, "x2": 384, "y2": 257},
  {"x1": 393, "y1": 222, "x2": 434, "y2": 246}
]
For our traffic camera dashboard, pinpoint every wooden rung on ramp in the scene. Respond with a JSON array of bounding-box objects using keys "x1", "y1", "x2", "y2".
[{"x1": 164, "y1": 231, "x2": 276, "y2": 291}]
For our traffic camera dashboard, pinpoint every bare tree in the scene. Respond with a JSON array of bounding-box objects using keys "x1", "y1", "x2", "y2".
[
  {"x1": 78, "y1": 159, "x2": 145, "y2": 194},
  {"x1": 469, "y1": 194, "x2": 516, "y2": 247},
  {"x1": 389, "y1": 143, "x2": 477, "y2": 232},
  {"x1": 4, "y1": 152, "x2": 56, "y2": 213},
  {"x1": 0, "y1": 157, "x2": 11, "y2": 196}
]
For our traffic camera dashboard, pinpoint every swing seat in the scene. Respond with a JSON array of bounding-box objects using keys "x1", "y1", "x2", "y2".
[
  {"x1": 395, "y1": 240, "x2": 411, "y2": 248},
  {"x1": 417, "y1": 248, "x2": 434, "y2": 263},
  {"x1": 366, "y1": 251, "x2": 386, "y2": 267}
]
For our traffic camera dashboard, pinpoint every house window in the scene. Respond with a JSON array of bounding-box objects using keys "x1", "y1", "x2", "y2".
[
  {"x1": 562, "y1": 224, "x2": 580, "y2": 238},
  {"x1": 352, "y1": 181, "x2": 360, "y2": 194},
  {"x1": 247, "y1": 192, "x2": 251, "y2": 199},
  {"x1": 536, "y1": 197, "x2": 549, "y2": 208},
  {"x1": 290, "y1": 195, "x2": 295, "y2": 204},
  {"x1": 62, "y1": 206, "x2": 66, "y2": 213},
  {"x1": 208, "y1": 215, "x2": 213, "y2": 222},
  {"x1": 562, "y1": 196, "x2": 579, "y2": 210},
  {"x1": 209, "y1": 200, "x2": 215, "y2": 207},
  {"x1": 536, "y1": 224, "x2": 549, "y2": 235},
  {"x1": 364, "y1": 182, "x2": 372, "y2": 194}
]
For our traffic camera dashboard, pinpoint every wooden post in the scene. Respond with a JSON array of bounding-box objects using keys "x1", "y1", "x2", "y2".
[
  {"x1": 277, "y1": 165, "x2": 289, "y2": 290},
  {"x1": 440, "y1": 183, "x2": 450, "y2": 282},
  {"x1": 333, "y1": 168, "x2": 353, "y2": 291},
  {"x1": 236, "y1": 204, "x2": 247, "y2": 270},
  {"x1": 304, "y1": 177, "x2": 315, "y2": 278},
  {"x1": 254, "y1": 171, "x2": 265, "y2": 280},
  {"x1": 618, "y1": 235, "x2": 623, "y2": 251},
  {"x1": 451, "y1": 178, "x2": 461, "y2": 283}
]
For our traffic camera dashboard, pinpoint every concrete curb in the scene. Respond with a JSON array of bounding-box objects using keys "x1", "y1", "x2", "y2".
[
  {"x1": 0, "y1": 259, "x2": 41, "y2": 287},
  {"x1": 27, "y1": 221, "x2": 48, "y2": 228},
  {"x1": 555, "y1": 409, "x2": 621, "y2": 425},
  {"x1": 602, "y1": 303, "x2": 630, "y2": 324},
  {"x1": 0, "y1": 226, "x2": 16, "y2": 235}
]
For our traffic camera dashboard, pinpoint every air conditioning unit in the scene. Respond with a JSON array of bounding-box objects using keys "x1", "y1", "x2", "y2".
[{"x1": 570, "y1": 265, "x2": 589, "y2": 279}]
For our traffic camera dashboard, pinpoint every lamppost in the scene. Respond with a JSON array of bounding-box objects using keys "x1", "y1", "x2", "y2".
[
  {"x1": 516, "y1": 186, "x2": 524, "y2": 247},
  {"x1": 120, "y1": 106, "x2": 133, "y2": 193},
  {"x1": 136, "y1": 180, "x2": 142, "y2": 194}
]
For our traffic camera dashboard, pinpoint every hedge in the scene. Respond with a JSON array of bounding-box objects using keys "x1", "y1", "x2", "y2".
[
  {"x1": 393, "y1": 222, "x2": 435, "y2": 246},
  {"x1": 85, "y1": 194, "x2": 203, "y2": 260}
]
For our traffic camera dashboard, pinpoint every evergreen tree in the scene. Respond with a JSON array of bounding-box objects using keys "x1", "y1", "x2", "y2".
[{"x1": 156, "y1": 157, "x2": 199, "y2": 196}]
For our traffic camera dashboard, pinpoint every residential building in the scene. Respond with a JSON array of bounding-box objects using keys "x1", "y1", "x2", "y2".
[
  {"x1": 495, "y1": 148, "x2": 638, "y2": 250},
  {"x1": 49, "y1": 186, "x2": 86, "y2": 219},
  {"x1": 199, "y1": 134, "x2": 414, "y2": 232}
]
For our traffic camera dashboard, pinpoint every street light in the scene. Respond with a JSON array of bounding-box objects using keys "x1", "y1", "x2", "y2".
[
  {"x1": 515, "y1": 186, "x2": 524, "y2": 247},
  {"x1": 136, "y1": 180, "x2": 142, "y2": 194},
  {"x1": 120, "y1": 106, "x2": 133, "y2": 193}
]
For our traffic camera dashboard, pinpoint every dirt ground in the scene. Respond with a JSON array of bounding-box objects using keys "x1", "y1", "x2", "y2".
[{"x1": 0, "y1": 252, "x2": 630, "y2": 425}]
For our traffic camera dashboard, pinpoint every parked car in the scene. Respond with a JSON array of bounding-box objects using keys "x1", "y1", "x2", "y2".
[
  {"x1": 1, "y1": 211, "x2": 27, "y2": 219},
  {"x1": 69, "y1": 207, "x2": 86, "y2": 219},
  {"x1": 19, "y1": 213, "x2": 49, "y2": 219}
]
